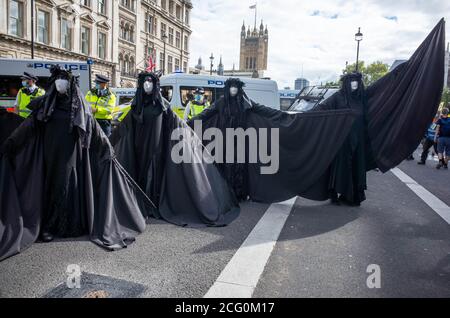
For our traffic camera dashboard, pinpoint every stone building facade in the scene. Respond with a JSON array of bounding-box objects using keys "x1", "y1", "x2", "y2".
[
  {"x1": 0, "y1": 0, "x2": 192, "y2": 87},
  {"x1": 239, "y1": 20, "x2": 268, "y2": 76}
]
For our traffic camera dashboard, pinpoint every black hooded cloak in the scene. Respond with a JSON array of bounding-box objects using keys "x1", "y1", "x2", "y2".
[
  {"x1": 111, "y1": 72, "x2": 239, "y2": 227},
  {"x1": 315, "y1": 73, "x2": 369, "y2": 205},
  {"x1": 0, "y1": 109, "x2": 23, "y2": 146},
  {"x1": 307, "y1": 19, "x2": 446, "y2": 204},
  {"x1": 189, "y1": 78, "x2": 356, "y2": 203},
  {"x1": 0, "y1": 66, "x2": 153, "y2": 262}
]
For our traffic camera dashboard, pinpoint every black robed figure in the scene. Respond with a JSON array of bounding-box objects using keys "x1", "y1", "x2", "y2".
[
  {"x1": 0, "y1": 66, "x2": 152, "y2": 262},
  {"x1": 189, "y1": 78, "x2": 357, "y2": 203},
  {"x1": 317, "y1": 73, "x2": 369, "y2": 206},
  {"x1": 112, "y1": 72, "x2": 239, "y2": 227},
  {"x1": 308, "y1": 19, "x2": 446, "y2": 206}
]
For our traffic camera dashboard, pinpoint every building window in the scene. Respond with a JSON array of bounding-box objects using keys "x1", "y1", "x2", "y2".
[
  {"x1": 129, "y1": 25, "x2": 134, "y2": 42},
  {"x1": 98, "y1": 0, "x2": 107, "y2": 15},
  {"x1": 130, "y1": 56, "x2": 135, "y2": 76},
  {"x1": 169, "y1": 1, "x2": 174, "y2": 15},
  {"x1": 168, "y1": 27, "x2": 174, "y2": 45},
  {"x1": 175, "y1": 58, "x2": 180, "y2": 72},
  {"x1": 167, "y1": 55, "x2": 173, "y2": 73},
  {"x1": 120, "y1": 0, "x2": 135, "y2": 11},
  {"x1": 175, "y1": 31, "x2": 181, "y2": 48},
  {"x1": 98, "y1": 32, "x2": 107, "y2": 59},
  {"x1": 161, "y1": 0, "x2": 166, "y2": 10},
  {"x1": 185, "y1": 9, "x2": 190, "y2": 25},
  {"x1": 184, "y1": 35, "x2": 189, "y2": 51},
  {"x1": 145, "y1": 13, "x2": 154, "y2": 34},
  {"x1": 120, "y1": 22, "x2": 134, "y2": 42},
  {"x1": 37, "y1": 10, "x2": 50, "y2": 44},
  {"x1": 81, "y1": 26, "x2": 90, "y2": 55},
  {"x1": 160, "y1": 52, "x2": 164, "y2": 71},
  {"x1": 9, "y1": 0, "x2": 24, "y2": 37},
  {"x1": 160, "y1": 23, "x2": 166, "y2": 40},
  {"x1": 176, "y1": 5, "x2": 181, "y2": 20},
  {"x1": 61, "y1": 18, "x2": 72, "y2": 50},
  {"x1": 81, "y1": 0, "x2": 91, "y2": 7},
  {"x1": 183, "y1": 61, "x2": 187, "y2": 73}
]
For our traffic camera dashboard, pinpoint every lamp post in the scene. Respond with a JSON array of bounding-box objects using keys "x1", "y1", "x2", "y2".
[
  {"x1": 209, "y1": 53, "x2": 214, "y2": 76},
  {"x1": 31, "y1": 0, "x2": 35, "y2": 59},
  {"x1": 355, "y1": 27, "x2": 363, "y2": 72},
  {"x1": 162, "y1": 32, "x2": 168, "y2": 75}
]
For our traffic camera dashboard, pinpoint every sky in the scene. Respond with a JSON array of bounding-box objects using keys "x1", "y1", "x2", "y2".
[{"x1": 189, "y1": 0, "x2": 450, "y2": 89}]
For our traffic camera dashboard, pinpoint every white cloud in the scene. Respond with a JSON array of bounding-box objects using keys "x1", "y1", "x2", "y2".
[{"x1": 189, "y1": 0, "x2": 450, "y2": 88}]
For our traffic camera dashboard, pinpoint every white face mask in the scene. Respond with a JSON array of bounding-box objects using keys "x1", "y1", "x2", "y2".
[
  {"x1": 55, "y1": 79, "x2": 69, "y2": 94},
  {"x1": 230, "y1": 87, "x2": 238, "y2": 97},
  {"x1": 351, "y1": 81, "x2": 359, "y2": 91},
  {"x1": 143, "y1": 81, "x2": 154, "y2": 95}
]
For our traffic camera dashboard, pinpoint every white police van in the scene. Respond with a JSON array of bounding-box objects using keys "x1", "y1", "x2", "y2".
[
  {"x1": 160, "y1": 73, "x2": 280, "y2": 117},
  {"x1": 0, "y1": 58, "x2": 91, "y2": 110}
]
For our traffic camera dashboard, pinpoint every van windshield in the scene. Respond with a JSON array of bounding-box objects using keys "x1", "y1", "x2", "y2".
[
  {"x1": 180, "y1": 86, "x2": 215, "y2": 106},
  {"x1": 0, "y1": 75, "x2": 51, "y2": 98},
  {"x1": 161, "y1": 86, "x2": 173, "y2": 102}
]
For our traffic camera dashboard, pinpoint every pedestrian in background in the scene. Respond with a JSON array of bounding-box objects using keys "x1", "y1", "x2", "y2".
[
  {"x1": 418, "y1": 112, "x2": 440, "y2": 165},
  {"x1": 435, "y1": 108, "x2": 450, "y2": 170}
]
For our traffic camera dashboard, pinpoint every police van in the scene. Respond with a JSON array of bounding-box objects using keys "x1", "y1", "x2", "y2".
[
  {"x1": 109, "y1": 73, "x2": 280, "y2": 121},
  {"x1": 279, "y1": 89, "x2": 300, "y2": 110},
  {"x1": 160, "y1": 73, "x2": 280, "y2": 117},
  {"x1": 0, "y1": 58, "x2": 91, "y2": 111}
]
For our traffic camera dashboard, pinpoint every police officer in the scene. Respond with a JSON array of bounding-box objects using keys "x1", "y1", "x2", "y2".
[
  {"x1": 85, "y1": 74, "x2": 116, "y2": 137},
  {"x1": 183, "y1": 87, "x2": 210, "y2": 120},
  {"x1": 14, "y1": 72, "x2": 46, "y2": 118}
]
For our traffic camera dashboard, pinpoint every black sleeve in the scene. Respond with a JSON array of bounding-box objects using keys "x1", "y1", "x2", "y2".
[
  {"x1": 27, "y1": 95, "x2": 46, "y2": 111},
  {"x1": 187, "y1": 104, "x2": 219, "y2": 127}
]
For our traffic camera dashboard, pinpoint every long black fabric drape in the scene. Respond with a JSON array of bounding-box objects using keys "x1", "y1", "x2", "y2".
[
  {"x1": 113, "y1": 107, "x2": 240, "y2": 227},
  {"x1": 366, "y1": 18, "x2": 446, "y2": 172},
  {"x1": 191, "y1": 98, "x2": 356, "y2": 203}
]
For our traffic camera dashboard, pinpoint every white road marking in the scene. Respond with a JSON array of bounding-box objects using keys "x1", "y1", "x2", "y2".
[
  {"x1": 391, "y1": 168, "x2": 450, "y2": 225},
  {"x1": 204, "y1": 198, "x2": 297, "y2": 298}
]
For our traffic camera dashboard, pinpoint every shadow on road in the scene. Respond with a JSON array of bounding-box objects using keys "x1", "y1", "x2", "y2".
[{"x1": 278, "y1": 199, "x2": 362, "y2": 241}]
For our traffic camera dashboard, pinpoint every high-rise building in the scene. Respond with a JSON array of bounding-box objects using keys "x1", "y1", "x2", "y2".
[
  {"x1": 0, "y1": 0, "x2": 192, "y2": 87},
  {"x1": 239, "y1": 20, "x2": 268, "y2": 77},
  {"x1": 295, "y1": 78, "x2": 310, "y2": 91}
]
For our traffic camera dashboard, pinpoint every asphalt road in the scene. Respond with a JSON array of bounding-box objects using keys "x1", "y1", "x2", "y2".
[{"x1": 0, "y1": 154, "x2": 449, "y2": 298}]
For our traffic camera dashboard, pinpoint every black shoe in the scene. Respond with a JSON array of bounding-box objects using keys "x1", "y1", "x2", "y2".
[
  {"x1": 40, "y1": 232, "x2": 54, "y2": 243},
  {"x1": 330, "y1": 192, "x2": 340, "y2": 205},
  {"x1": 417, "y1": 161, "x2": 426, "y2": 165},
  {"x1": 338, "y1": 195, "x2": 362, "y2": 207},
  {"x1": 436, "y1": 163, "x2": 443, "y2": 170}
]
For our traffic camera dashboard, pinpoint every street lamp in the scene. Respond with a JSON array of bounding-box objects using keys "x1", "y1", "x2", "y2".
[
  {"x1": 162, "y1": 32, "x2": 168, "y2": 75},
  {"x1": 31, "y1": 0, "x2": 35, "y2": 59},
  {"x1": 209, "y1": 53, "x2": 214, "y2": 76},
  {"x1": 355, "y1": 27, "x2": 363, "y2": 72}
]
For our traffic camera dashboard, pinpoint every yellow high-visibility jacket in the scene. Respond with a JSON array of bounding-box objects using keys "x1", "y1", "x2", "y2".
[{"x1": 85, "y1": 89, "x2": 116, "y2": 120}]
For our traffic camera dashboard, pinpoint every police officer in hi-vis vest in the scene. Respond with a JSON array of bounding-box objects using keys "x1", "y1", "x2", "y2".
[
  {"x1": 14, "y1": 72, "x2": 46, "y2": 118},
  {"x1": 85, "y1": 74, "x2": 116, "y2": 137},
  {"x1": 183, "y1": 87, "x2": 210, "y2": 121}
]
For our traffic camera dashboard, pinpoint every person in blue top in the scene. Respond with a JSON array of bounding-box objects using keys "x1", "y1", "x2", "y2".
[
  {"x1": 418, "y1": 113, "x2": 439, "y2": 165},
  {"x1": 435, "y1": 107, "x2": 450, "y2": 169}
]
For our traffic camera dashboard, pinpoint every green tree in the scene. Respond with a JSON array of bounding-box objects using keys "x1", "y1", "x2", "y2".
[{"x1": 343, "y1": 61, "x2": 389, "y2": 86}]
